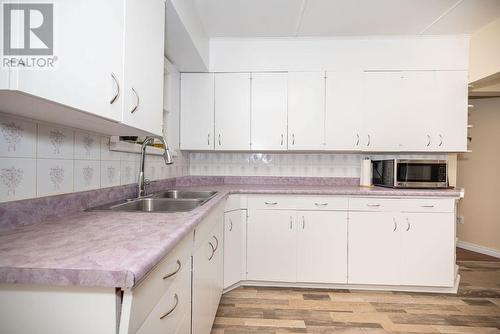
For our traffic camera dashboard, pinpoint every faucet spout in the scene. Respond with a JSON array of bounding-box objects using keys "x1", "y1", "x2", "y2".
[{"x1": 137, "y1": 135, "x2": 174, "y2": 197}]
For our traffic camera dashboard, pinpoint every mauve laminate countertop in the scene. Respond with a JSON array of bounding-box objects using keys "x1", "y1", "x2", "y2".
[{"x1": 0, "y1": 184, "x2": 463, "y2": 289}]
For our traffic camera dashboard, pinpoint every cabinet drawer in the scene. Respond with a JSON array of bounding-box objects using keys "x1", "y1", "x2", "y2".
[
  {"x1": 247, "y1": 195, "x2": 297, "y2": 210},
  {"x1": 349, "y1": 197, "x2": 455, "y2": 213},
  {"x1": 349, "y1": 198, "x2": 401, "y2": 212},
  {"x1": 136, "y1": 259, "x2": 191, "y2": 334},
  {"x1": 295, "y1": 196, "x2": 348, "y2": 211},
  {"x1": 128, "y1": 232, "x2": 193, "y2": 334},
  {"x1": 398, "y1": 198, "x2": 455, "y2": 213}
]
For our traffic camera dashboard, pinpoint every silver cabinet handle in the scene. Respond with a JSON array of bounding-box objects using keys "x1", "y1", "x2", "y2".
[
  {"x1": 406, "y1": 218, "x2": 411, "y2": 231},
  {"x1": 218, "y1": 134, "x2": 221, "y2": 146},
  {"x1": 438, "y1": 134, "x2": 443, "y2": 147},
  {"x1": 314, "y1": 203, "x2": 328, "y2": 207},
  {"x1": 356, "y1": 133, "x2": 360, "y2": 146},
  {"x1": 160, "y1": 294, "x2": 179, "y2": 320},
  {"x1": 228, "y1": 218, "x2": 233, "y2": 231},
  {"x1": 366, "y1": 204, "x2": 380, "y2": 207},
  {"x1": 393, "y1": 217, "x2": 397, "y2": 231},
  {"x1": 289, "y1": 216, "x2": 293, "y2": 230},
  {"x1": 110, "y1": 73, "x2": 120, "y2": 104},
  {"x1": 131, "y1": 88, "x2": 139, "y2": 114},
  {"x1": 208, "y1": 242, "x2": 215, "y2": 261},
  {"x1": 367, "y1": 134, "x2": 371, "y2": 147},
  {"x1": 292, "y1": 134, "x2": 295, "y2": 145},
  {"x1": 302, "y1": 216, "x2": 305, "y2": 229},
  {"x1": 264, "y1": 201, "x2": 278, "y2": 205},
  {"x1": 212, "y1": 236, "x2": 219, "y2": 251},
  {"x1": 427, "y1": 134, "x2": 431, "y2": 147},
  {"x1": 421, "y1": 205, "x2": 435, "y2": 208},
  {"x1": 280, "y1": 134, "x2": 284, "y2": 146},
  {"x1": 162, "y1": 260, "x2": 181, "y2": 280},
  {"x1": 207, "y1": 134, "x2": 210, "y2": 146}
]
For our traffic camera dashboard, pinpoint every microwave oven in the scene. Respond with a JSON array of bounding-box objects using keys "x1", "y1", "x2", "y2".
[{"x1": 371, "y1": 159, "x2": 449, "y2": 189}]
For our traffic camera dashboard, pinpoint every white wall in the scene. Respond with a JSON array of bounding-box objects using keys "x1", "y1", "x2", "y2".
[
  {"x1": 209, "y1": 36, "x2": 469, "y2": 72},
  {"x1": 165, "y1": 0, "x2": 209, "y2": 71}
]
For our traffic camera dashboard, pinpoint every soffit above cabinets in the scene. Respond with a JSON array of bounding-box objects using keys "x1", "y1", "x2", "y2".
[{"x1": 192, "y1": 0, "x2": 500, "y2": 37}]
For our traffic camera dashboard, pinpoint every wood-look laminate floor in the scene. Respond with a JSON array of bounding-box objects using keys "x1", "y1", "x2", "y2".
[{"x1": 212, "y1": 260, "x2": 500, "y2": 333}]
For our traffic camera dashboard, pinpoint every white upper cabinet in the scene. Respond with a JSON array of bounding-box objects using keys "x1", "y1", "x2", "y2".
[
  {"x1": 431, "y1": 71, "x2": 468, "y2": 152},
  {"x1": 4, "y1": 0, "x2": 167, "y2": 135},
  {"x1": 179, "y1": 70, "x2": 467, "y2": 152},
  {"x1": 396, "y1": 71, "x2": 436, "y2": 151},
  {"x1": 362, "y1": 70, "x2": 468, "y2": 152},
  {"x1": 362, "y1": 71, "x2": 404, "y2": 151},
  {"x1": 288, "y1": 72, "x2": 326, "y2": 150},
  {"x1": 180, "y1": 73, "x2": 215, "y2": 150},
  {"x1": 325, "y1": 71, "x2": 363, "y2": 151},
  {"x1": 121, "y1": 0, "x2": 165, "y2": 135},
  {"x1": 251, "y1": 73, "x2": 288, "y2": 150},
  {"x1": 13, "y1": 0, "x2": 125, "y2": 123},
  {"x1": 214, "y1": 73, "x2": 251, "y2": 150}
]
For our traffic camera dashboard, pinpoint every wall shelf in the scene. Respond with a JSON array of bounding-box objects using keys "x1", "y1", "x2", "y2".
[{"x1": 109, "y1": 136, "x2": 178, "y2": 157}]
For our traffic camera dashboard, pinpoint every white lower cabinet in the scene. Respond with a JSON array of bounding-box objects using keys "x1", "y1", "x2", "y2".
[
  {"x1": 247, "y1": 208, "x2": 348, "y2": 284},
  {"x1": 399, "y1": 212, "x2": 455, "y2": 287},
  {"x1": 192, "y1": 207, "x2": 224, "y2": 334},
  {"x1": 223, "y1": 210, "x2": 247, "y2": 289},
  {"x1": 348, "y1": 202, "x2": 456, "y2": 287},
  {"x1": 348, "y1": 211, "x2": 400, "y2": 285},
  {"x1": 297, "y1": 211, "x2": 348, "y2": 284},
  {"x1": 247, "y1": 210, "x2": 297, "y2": 282},
  {"x1": 135, "y1": 261, "x2": 191, "y2": 334}
]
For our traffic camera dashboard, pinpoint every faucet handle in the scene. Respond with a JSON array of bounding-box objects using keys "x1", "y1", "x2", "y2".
[{"x1": 144, "y1": 179, "x2": 151, "y2": 186}]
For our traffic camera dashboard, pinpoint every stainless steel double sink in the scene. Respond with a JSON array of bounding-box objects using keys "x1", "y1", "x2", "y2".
[{"x1": 88, "y1": 190, "x2": 217, "y2": 213}]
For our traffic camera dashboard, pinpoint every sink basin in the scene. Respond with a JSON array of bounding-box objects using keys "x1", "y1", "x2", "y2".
[
  {"x1": 150, "y1": 190, "x2": 217, "y2": 200},
  {"x1": 88, "y1": 190, "x2": 217, "y2": 213},
  {"x1": 89, "y1": 198, "x2": 206, "y2": 213}
]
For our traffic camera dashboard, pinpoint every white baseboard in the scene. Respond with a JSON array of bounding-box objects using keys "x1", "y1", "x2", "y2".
[
  {"x1": 223, "y1": 276, "x2": 460, "y2": 295},
  {"x1": 457, "y1": 240, "x2": 500, "y2": 259}
]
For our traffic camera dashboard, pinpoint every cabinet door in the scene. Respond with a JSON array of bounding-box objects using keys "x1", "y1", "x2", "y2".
[
  {"x1": 180, "y1": 73, "x2": 215, "y2": 150},
  {"x1": 247, "y1": 210, "x2": 297, "y2": 282},
  {"x1": 121, "y1": 0, "x2": 165, "y2": 135},
  {"x1": 348, "y1": 212, "x2": 400, "y2": 285},
  {"x1": 214, "y1": 73, "x2": 251, "y2": 150},
  {"x1": 325, "y1": 71, "x2": 363, "y2": 150},
  {"x1": 288, "y1": 72, "x2": 325, "y2": 150},
  {"x1": 251, "y1": 73, "x2": 288, "y2": 150},
  {"x1": 224, "y1": 210, "x2": 246, "y2": 289},
  {"x1": 297, "y1": 211, "x2": 348, "y2": 283},
  {"x1": 15, "y1": 0, "x2": 124, "y2": 122},
  {"x1": 399, "y1": 213, "x2": 455, "y2": 287},
  {"x1": 362, "y1": 72, "x2": 404, "y2": 151},
  {"x1": 398, "y1": 71, "x2": 436, "y2": 151},
  {"x1": 192, "y1": 239, "x2": 216, "y2": 334},
  {"x1": 210, "y1": 218, "x2": 224, "y2": 320},
  {"x1": 432, "y1": 71, "x2": 468, "y2": 152}
]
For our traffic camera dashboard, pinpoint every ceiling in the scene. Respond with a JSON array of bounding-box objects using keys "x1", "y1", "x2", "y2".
[{"x1": 192, "y1": 0, "x2": 500, "y2": 37}]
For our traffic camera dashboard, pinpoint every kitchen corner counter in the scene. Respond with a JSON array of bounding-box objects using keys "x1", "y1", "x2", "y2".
[{"x1": 0, "y1": 183, "x2": 463, "y2": 289}]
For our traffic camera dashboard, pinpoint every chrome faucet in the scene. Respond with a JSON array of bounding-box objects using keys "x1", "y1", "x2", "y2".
[{"x1": 138, "y1": 135, "x2": 173, "y2": 197}]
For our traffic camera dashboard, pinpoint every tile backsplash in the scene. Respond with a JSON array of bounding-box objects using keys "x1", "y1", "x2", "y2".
[
  {"x1": 189, "y1": 152, "x2": 448, "y2": 178},
  {"x1": 0, "y1": 113, "x2": 189, "y2": 203},
  {"x1": 189, "y1": 153, "x2": 362, "y2": 177}
]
